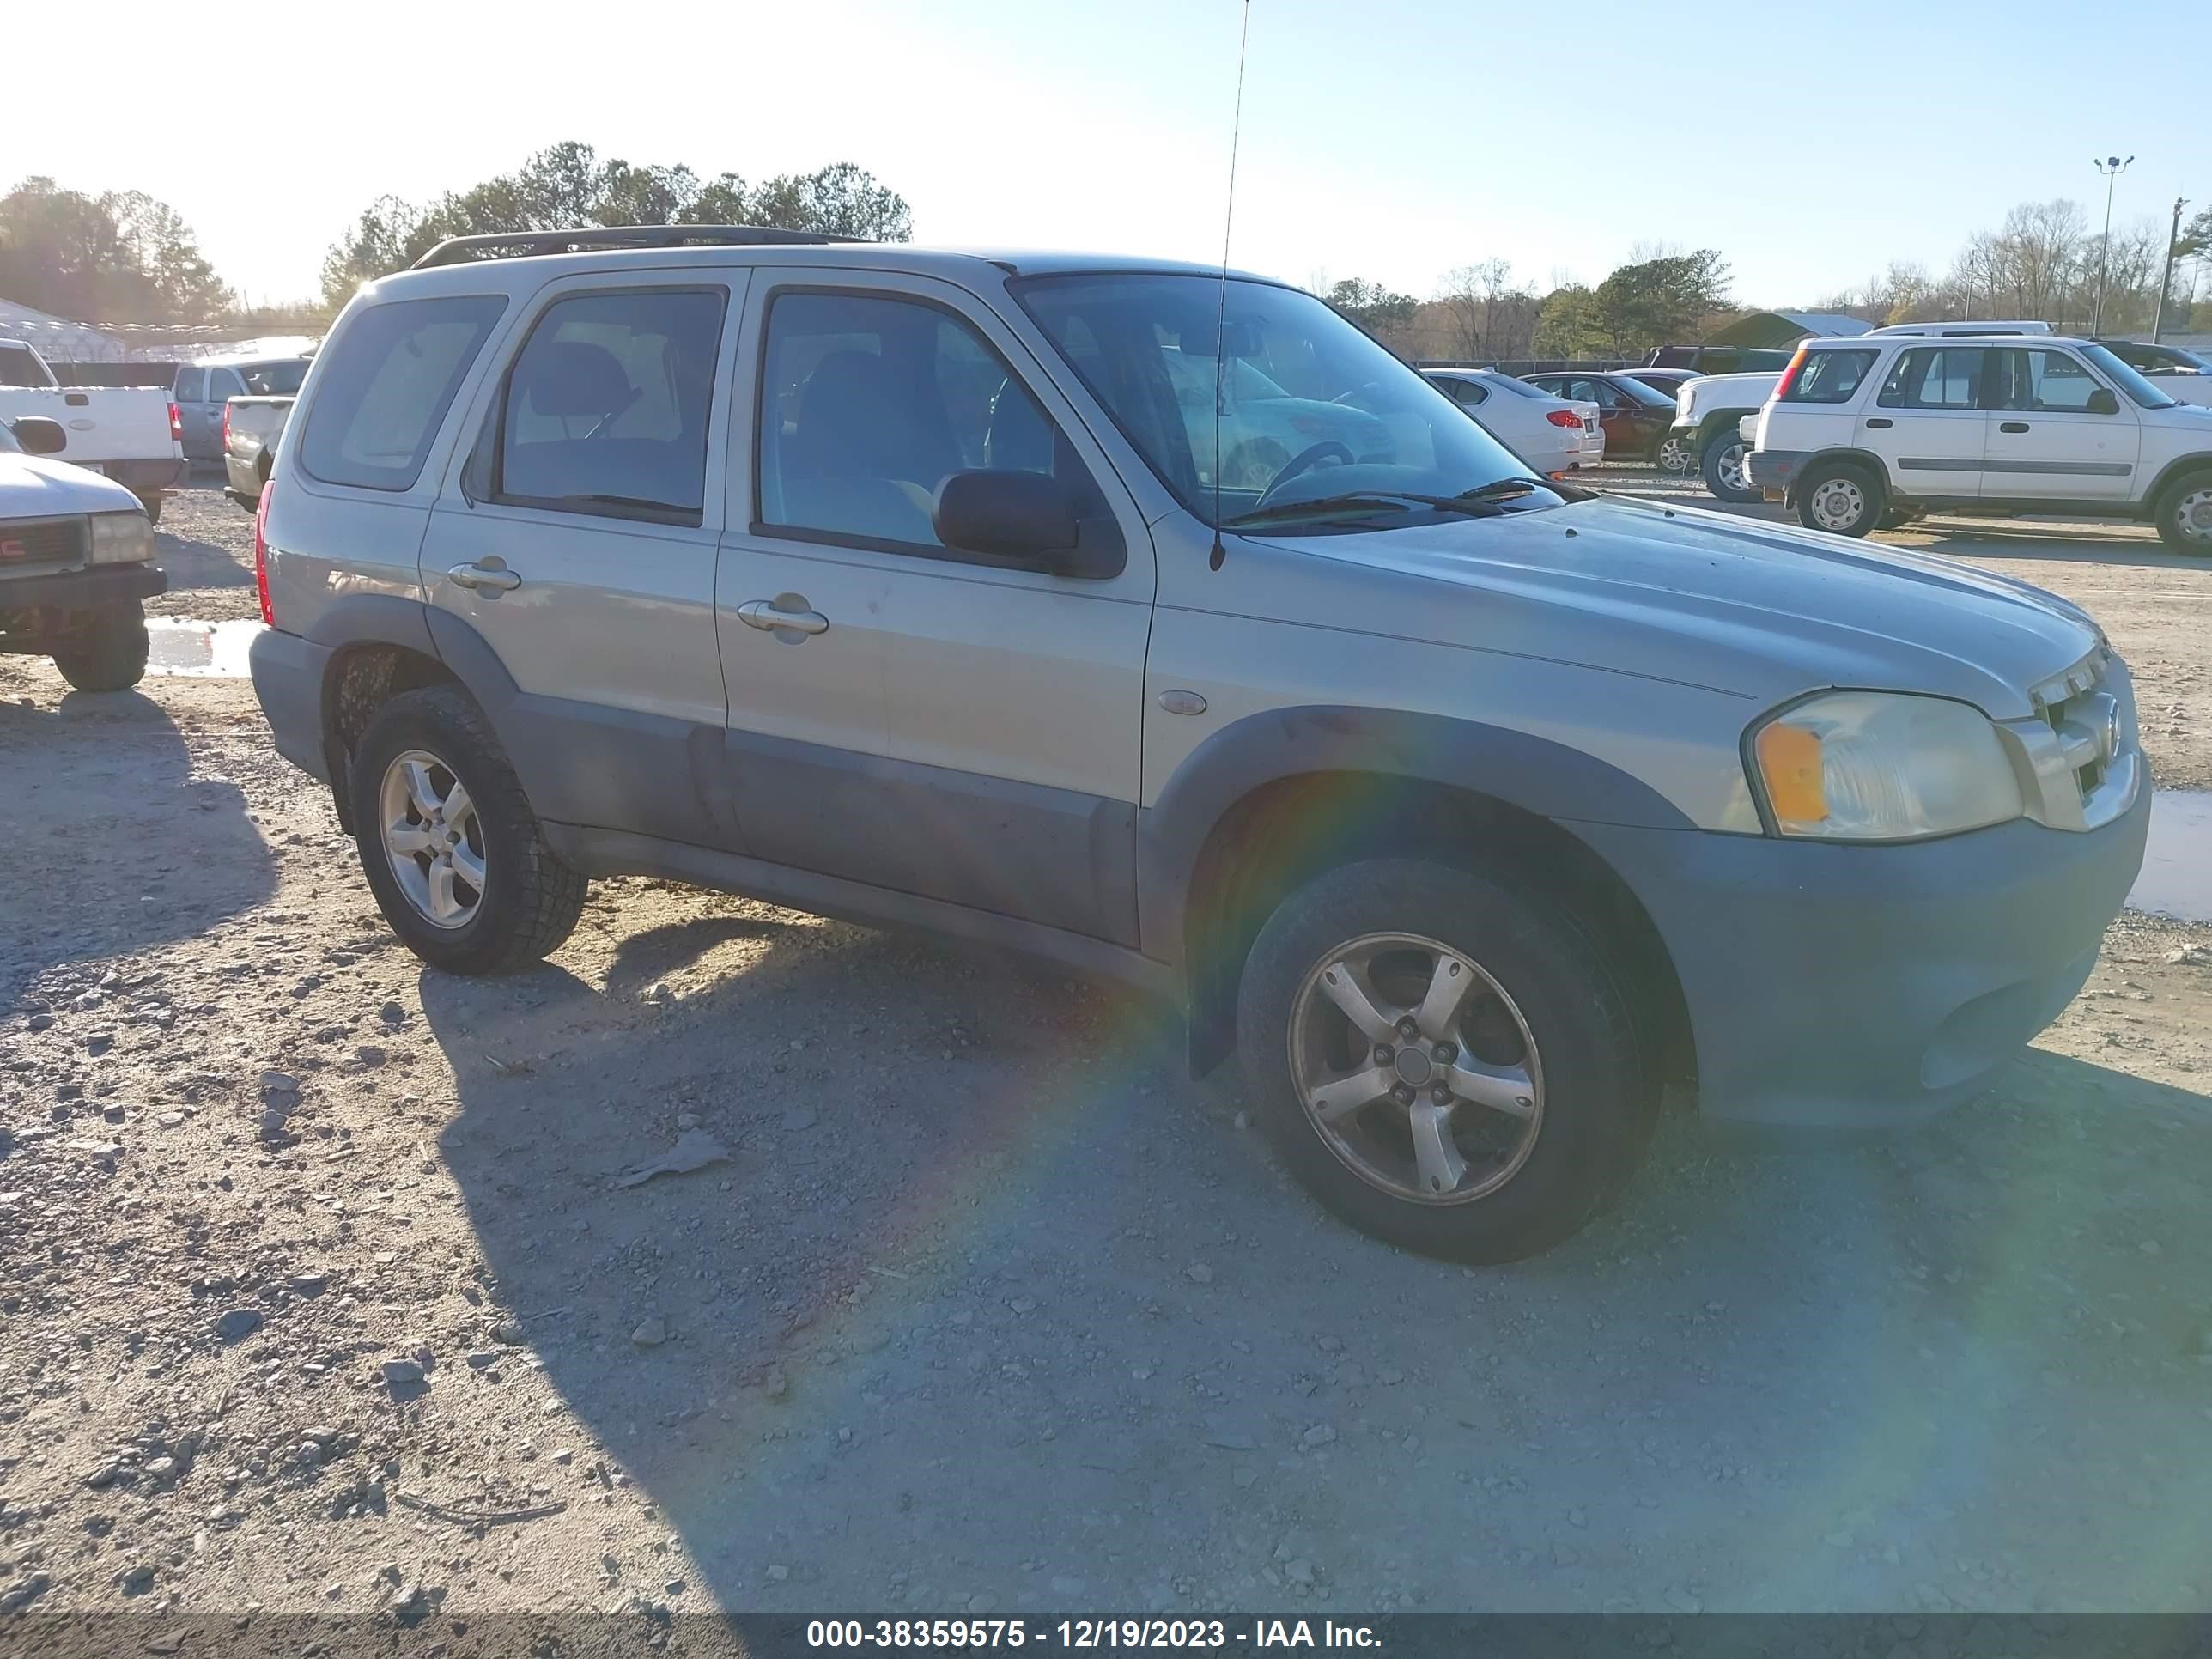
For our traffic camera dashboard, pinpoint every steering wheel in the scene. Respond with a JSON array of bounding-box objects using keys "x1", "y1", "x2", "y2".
[{"x1": 1254, "y1": 440, "x2": 1354, "y2": 507}]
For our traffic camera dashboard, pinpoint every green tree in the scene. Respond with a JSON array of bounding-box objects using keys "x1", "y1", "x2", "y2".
[
  {"x1": 1325, "y1": 277, "x2": 1419, "y2": 340},
  {"x1": 318, "y1": 145, "x2": 913, "y2": 307},
  {"x1": 0, "y1": 175, "x2": 231, "y2": 321},
  {"x1": 1532, "y1": 283, "x2": 1606, "y2": 357},
  {"x1": 1587, "y1": 251, "x2": 1731, "y2": 356}
]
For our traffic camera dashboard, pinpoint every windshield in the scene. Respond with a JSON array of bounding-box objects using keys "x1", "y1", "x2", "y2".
[
  {"x1": 240, "y1": 359, "x2": 310, "y2": 396},
  {"x1": 1012, "y1": 273, "x2": 1569, "y2": 530},
  {"x1": 1610, "y1": 375, "x2": 1677, "y2": 409},
  {"x1": 1483, "y1": 374, "x2": 1550, "y2": 399},
  {"x1": 0, "y1": 420, "x2": 20, "y2": 455},
  {"x1": 2080, "y1": 343, "x2": 2179, "y2": 409}
]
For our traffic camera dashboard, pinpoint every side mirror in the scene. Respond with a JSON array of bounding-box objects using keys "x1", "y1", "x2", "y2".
[
  {"x1": 9, "y1": 416, "x2": 66, "y2": 456},
  {"x1": 2085, "y1": 386, "x2": 2120, "y2": 416},
  {"x1": 934, "y1": 470, "x2": 1106, "y2": 577}
]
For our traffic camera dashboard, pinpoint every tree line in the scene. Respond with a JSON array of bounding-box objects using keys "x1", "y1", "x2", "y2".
[
  {"x1": 313, "y1": 142, "x2": 913, "y2": 307},
  {"x1": 1324, "y1": 198, "x2": 2212, "y2": 364},
  {"x1": 3, "y1": 163, "x2": 2207, "y2": 359}
]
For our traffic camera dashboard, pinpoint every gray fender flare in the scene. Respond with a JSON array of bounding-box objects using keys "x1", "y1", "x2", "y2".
[{"x1": 1141, "y1": 705, "x2": 1695, "y2": 1073}]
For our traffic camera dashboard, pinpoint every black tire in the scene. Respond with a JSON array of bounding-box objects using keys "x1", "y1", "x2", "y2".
[
  {"x1": 2154, "y1": 467, "x2": 2212, "y2": 556},
  {"x1": 133, "y1": 491, "x2": 163, "y2": 527},
  {"x1": 349, "y1": 685, "x2": 586, "y2": 974},
  {"x1": 52, "y1": 601, "x2": 149, "y2": 692},
  {"x1": 1698, "y1": 431, "x2": 1759, "y2": 503},
  {"x1": 1235, "y1": 858, "x2": 1657, "y2": 1263},
  {"x1": 1795, "y1": 461, "x2": 1886, "y2": 538}
]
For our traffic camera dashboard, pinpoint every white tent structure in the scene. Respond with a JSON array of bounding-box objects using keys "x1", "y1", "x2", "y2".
[{"x1": 0, "y1": 297, "x2": 136, "y2": 362}]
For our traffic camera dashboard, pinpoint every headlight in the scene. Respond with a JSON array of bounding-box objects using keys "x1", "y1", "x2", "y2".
[
  {"x1": 1748, "y1": 691, "x2": 2023, "y2": 841},
  {"x1": 88, "y1": 511, "x2": 155, "y2": 566}
]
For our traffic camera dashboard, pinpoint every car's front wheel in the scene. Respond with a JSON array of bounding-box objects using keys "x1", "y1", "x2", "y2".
[
  {"x1": 349, "y1": 685, "x2": 587, "y2": 975},
  {"x1": 2155, "y1": 468, "x2": 2212, "y2": 555},
  {"x1": 1235, "y1": 859, "x2": 1656, "y2": 1262},
  {"x1": 1796, "y1": 462, "x2": 1886, "y2": 538},
  {"x1": 1699, "y1": 433, "x2": 1759, "y2": 503},
  {"x1": 1652, "y1": 433, "x2": 1693, "y2": 476},
  {"x1": 52, "y1": 600, "x2": 149, "y2": 692}
]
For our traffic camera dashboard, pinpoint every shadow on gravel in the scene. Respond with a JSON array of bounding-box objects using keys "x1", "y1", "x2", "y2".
[
  {"x1": 423, "y1": 919, "x2": 2212, "y2": 1613},
  {"x1": 0, "y1": 689, "x2": 271, "y2": 1010},
  {"x1": 152, "y1": 523, "x2": 257, "y2": 595},
  {"x1": 1905, "y1": 526, "x2": 2179, "y2": 568}
]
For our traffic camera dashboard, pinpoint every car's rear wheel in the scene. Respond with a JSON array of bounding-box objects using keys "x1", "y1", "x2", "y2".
[
  {"x1": 1699, "y1": 433, "x2": 1759, "y2": 503},
  {"x1": 349, "y1": 685, "x2": 587, "y2": 974},
  {"x1": 1796, "y1": 462, "x2": 1885, "y2": 538},
  {"x1": 51, "y1": 600, "x2": 149, "y2": 692},
  {"x1": 2154, "y1": 468, "x2": 2212, "y2": 555},
  {"x1": 1236, "y1": 859, "x2": 1656, "y2": 1262}
]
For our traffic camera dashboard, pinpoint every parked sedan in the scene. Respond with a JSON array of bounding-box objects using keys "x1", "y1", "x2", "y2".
[
  {"x1": 1421, "y1": 368, "x2": 1602, "y2": 476},
  {"x1": 1522, "y1": 370, "x2": 1680, "y2": 469}
]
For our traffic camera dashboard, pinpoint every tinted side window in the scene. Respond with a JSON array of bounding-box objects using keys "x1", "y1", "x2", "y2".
[
  {"x1": 757, "y1": 289, "x2": 1114, "y2": 560},
  {"x1": 207, "y1": 368, "x2": 245, "y2": 401},
  {"x1": 1437, "y1": 377, "x2": 1487, "y2": 406},
  {"x1": 241, "y1": 360, "x2": 309, "y2": 397},
  {"x1": 1783, "y1": 349, "x2": 1877, "y2": 404},
  {"x1": 299, "y1": 295, "x2": 508, "y2": 492},
  {"x1": 495, "y1": 288, "x2": 727, "y2": 523},
  {"x1": 1878, "y1": 347, "x2": 1984, "y2": 410},
  {"x1": 172, "y1": 367, "x2": 205, "y2": 403}
]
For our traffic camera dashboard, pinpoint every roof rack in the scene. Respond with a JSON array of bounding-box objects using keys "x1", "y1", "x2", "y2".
[{"x1": 408, "y1": 224, "x2": 865, "y2": 270}]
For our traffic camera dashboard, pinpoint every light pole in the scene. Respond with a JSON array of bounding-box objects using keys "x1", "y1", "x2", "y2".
[
  {"x1": 2092, "y1": 155, "x2": 2134, "y2": 336},
  {"x1": 2153, "y1": 196, "x2": 2188, "y2": 343}
]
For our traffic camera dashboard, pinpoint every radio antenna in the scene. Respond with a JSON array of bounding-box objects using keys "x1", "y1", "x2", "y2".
[{"x1": 1208, "y1": 0, "x2": 1251, "y2": 572}]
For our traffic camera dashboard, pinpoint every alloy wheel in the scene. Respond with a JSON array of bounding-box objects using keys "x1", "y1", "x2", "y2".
[
  {"x1": 379, "y1": 749, "x2": 486, "y2": 929},
  {"x1": 1286, "y1": 933, "x2": 1544, "y2": 1204},
  {"x1": 1715, "y1": 441, "x2": 1748, "y2": 494}
]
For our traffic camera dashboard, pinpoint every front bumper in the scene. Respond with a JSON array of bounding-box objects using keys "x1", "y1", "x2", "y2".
[
  {"x1": 1745, "y1": 448, "x2": 1808, "y2": 495},
  {"x1": 0, "y1": 561, "x2": 167, "y2": 613},
  {"x1": 247, "y1": 625, "x2": 334, "y2": 783},
  {"x1": 1574, "y1": 781, "x2": 2151, "y2": 1130}
]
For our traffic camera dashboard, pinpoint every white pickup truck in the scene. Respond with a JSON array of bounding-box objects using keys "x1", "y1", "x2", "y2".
[
  {"x1": 0, "y1": 339, "x2": 186, "y2": 524},
  {"x1": 0, "y1": 413, "x2": 166, "y2": 690},
  {"x1": 1665, "y1": 369, "x2": 1782, "y2": 503}
]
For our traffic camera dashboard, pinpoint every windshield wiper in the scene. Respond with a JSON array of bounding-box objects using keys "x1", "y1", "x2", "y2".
[{"x1": 1223, "y1": 490, "x2": 1505, "y2": 528}]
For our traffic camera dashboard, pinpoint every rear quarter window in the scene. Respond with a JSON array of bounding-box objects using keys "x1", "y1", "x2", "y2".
[
  {"x1": 1783, "y1": 349, "x2": 1878, "y2": 404},
  {"x1": 297, "y1": 295, "x2": 508, "y2": 491}
]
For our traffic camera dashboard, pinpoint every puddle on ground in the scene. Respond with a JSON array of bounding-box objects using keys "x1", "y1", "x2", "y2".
[
  {"x1": 146, "y1": 617, "x2": 261, "y2": 678},
  {"x1": 2130, "y1": 791, "x2": 2212, "y2": 925},
  {"x1": 126, "y1": 615, "x2": 2212, "y2": 927}
]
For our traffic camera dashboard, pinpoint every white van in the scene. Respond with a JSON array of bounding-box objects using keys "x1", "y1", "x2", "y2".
[{"x1": 1746, "y1": 333, "x2": 2212, "y2": 550}]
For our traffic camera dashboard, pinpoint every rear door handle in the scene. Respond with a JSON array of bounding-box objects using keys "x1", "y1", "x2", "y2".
[
  {"x1": 1999, "y1": 421, "x2": 2030, "y2": 434},
  {"x1": 1863, "y1": 417, "x2": 1893, "y2": 429},
  {"x1": 738, "y1": 598, "x2": 829, "y2": 637},
  {"x1": 447, "y1": 559, "x2": 521, "y2": 593}
]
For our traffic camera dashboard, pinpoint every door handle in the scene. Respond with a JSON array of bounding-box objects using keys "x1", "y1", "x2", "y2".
[
  {"x1": 1999, "y1": 421, "x2": 2030, "y2": 434},
  {"x1": 447, "y1": 559, "x2": 521, "y2": 593},
  {"x1": 738, "y1": 598, "x2": 829, "y2": 637},
  {"x1": 1863, "y1": 417, "x2": 1893, "y2": 428}
]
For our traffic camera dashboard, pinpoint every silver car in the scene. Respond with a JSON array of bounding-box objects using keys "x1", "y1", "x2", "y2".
[{"x1": 244, "y1": 228, "x2": 2148, "y2": 1263}]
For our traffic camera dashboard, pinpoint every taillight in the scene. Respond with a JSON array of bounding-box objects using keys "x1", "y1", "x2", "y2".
[
  {"x1": 222, "y1": 402, "x2": 232, "y2": 450},
  {"x1": 253, "y1": 481, "x2": 275, "y2": 627},
  {"x1": 1545, "y1": 408, "x2": 1583, "y2": 428},
  {"x1": 167, "y1": 401, "x2": 183, "y2": 446},
  {"x1": 1772, "y1": 345, "x2": 1809, "y2": 402}
]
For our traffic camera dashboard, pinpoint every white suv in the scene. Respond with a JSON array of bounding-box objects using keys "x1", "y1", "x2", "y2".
[{"x1": 1746, "y1": 332, "x2": 2212, "y2": 551}]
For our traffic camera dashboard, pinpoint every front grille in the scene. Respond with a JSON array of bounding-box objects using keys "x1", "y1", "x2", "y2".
[
  {"x1": 2017, "y1": 647, "x2": 2136, "y2": 830},
  {"x1": 0, "y1": 516, "x2": 86, "y2": 569}
]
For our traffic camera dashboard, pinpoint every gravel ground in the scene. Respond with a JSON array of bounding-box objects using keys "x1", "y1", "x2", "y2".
[{"x1": 2, "y1": 476, "x2": 2209, "y2": 1630}]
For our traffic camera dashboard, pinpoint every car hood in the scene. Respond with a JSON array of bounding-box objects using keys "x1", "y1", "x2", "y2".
[
  {"x1": 1249, "y1": 495, "x2": 2102, "y2": 719},
  {"x1": 0, "y1": 454, "x2": 143, "y2": 516}
]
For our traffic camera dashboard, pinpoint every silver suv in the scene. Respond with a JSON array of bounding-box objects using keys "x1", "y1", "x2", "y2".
[{"x1": 246, "y1": 227, "x2": 2149, "y2": 1261}]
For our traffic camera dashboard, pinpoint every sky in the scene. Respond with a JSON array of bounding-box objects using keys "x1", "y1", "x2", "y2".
[{"x1": 11, "y1": 0, "x2": 2208, "y2": 313}]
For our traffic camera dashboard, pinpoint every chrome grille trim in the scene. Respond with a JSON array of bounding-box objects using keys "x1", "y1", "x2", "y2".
[{"x1": 1996, "y1": 648, "x2": 2139, "y2": 832}]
